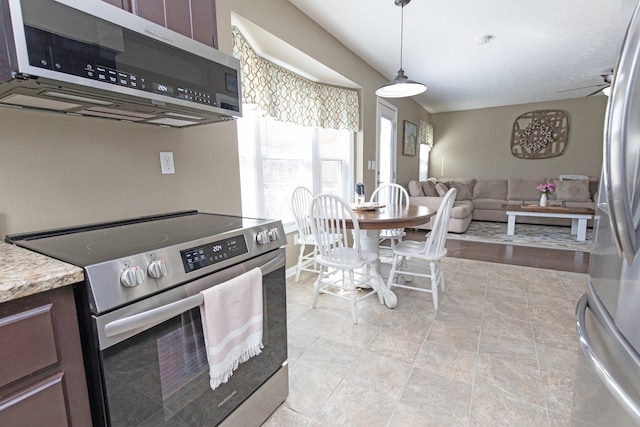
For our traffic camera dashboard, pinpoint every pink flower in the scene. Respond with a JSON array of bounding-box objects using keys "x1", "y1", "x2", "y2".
[{"x1": 536, "y1": 182, "x2": 556, "y2": 195}]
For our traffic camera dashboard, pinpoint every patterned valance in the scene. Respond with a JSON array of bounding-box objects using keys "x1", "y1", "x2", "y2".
[{"x1": 232, "y1": 27, "x2": 360, "y2": 131}]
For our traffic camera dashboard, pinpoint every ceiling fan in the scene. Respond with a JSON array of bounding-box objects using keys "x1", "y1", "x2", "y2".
[{"x1": 559, "y1": 72, "x2": 613, "y2": 97}]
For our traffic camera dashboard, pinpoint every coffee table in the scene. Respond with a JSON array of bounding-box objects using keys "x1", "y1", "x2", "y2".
[{"x1": 505, "y1": 205, "x2": 595, "y2": 241}]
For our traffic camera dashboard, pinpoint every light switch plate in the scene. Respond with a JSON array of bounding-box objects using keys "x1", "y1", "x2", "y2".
[{"x1": 160, "y1": 152, "x2": 175, "y2": 174}]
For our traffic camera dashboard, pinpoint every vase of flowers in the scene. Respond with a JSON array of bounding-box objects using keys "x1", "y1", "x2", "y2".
[{"x1": 536, "y1": 182, "x2": 556, "y2": 207}]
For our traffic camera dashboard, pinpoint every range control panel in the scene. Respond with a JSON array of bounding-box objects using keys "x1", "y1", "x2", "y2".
[{"x1": 180, "y1": 235, "x2": 248, "y2": 273}]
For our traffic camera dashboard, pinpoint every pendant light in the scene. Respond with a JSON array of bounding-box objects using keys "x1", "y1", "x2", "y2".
[{"x1": 375, "y1": 0, "x2": 427, "y2": 98}]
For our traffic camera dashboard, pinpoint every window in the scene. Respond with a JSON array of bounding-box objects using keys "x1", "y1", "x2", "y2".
[{"x1": 238, "y1": 106, "x2": 353, "y2": 232}]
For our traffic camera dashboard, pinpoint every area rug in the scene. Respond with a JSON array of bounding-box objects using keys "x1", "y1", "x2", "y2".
[{"x1": 446, "y1": 221, "x2": 593, "y2": 252}]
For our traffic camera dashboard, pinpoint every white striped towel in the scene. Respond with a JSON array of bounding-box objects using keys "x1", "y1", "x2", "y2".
[{"x1": 199, "y1": 267, "x2": 264, "y2": 390}]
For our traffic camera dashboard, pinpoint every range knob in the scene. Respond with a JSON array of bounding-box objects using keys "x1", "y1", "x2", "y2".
[
  {"x1": 147, "y1": 259, "x2": 168, "y2": 279},
  {"x1": 120, "y1": 265, "x2": 145, "y2": 288},
  {"x1": 256, "y1": 230, "x2": 270, "y2": 245},
  {"x1": 268, "y1": 228, "x2": 280, "y2": 242}
]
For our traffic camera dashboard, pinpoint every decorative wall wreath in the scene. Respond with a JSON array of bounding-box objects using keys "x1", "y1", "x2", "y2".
[{"x1": 511, "y1": 110, "x2": 569, "y2": 159}]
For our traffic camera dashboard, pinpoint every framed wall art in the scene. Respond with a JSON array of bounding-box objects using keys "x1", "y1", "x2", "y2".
[
  {"x1": 403, "y1": 120, "x2": 418, "y2": 156},
  {"x1": 510, "y1": 110, "x2": 569, "y2": 159}
]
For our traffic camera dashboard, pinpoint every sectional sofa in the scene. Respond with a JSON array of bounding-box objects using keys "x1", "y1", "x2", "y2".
[{"x1": 407, "y1": 177, "x2": 598, "y2": 233}]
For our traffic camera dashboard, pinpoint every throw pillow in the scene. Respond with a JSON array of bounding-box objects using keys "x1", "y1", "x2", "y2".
[
  {"x1": 421, "y1": 181, "x2": 439, "y2": 197},
  {"x1": 448, "y1": 181, "x2": 472, "y2": 200},
  {"x1": 407, "y1": 180, "x2": 424, "y2": 197},
  {"x1": 554, "y1": 179, "x2": 591, "y2": 201},
  {"x1": 435, "y1": 182, "x2": 449, "y2": 197}
]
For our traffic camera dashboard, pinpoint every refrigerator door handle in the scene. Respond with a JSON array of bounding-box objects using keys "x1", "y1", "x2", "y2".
[
  {"x1": 577, "y1": 294, "x2": 640, "y2": 422},
  {"x1": 603, "y1": 100, "x2": 625, "y2": 257}
]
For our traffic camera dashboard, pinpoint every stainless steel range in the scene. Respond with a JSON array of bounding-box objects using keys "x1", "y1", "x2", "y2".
[{"x1": 6, "y1": 210, "x2": 288, "y2": 426}]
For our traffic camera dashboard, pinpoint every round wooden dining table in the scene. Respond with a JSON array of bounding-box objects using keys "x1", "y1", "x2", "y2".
[
  {"x1": 346, "y1": 204, "x2": 436, "y2": 252},
  {"x1": 344, "y1": 204, "x2": 436, "y2": 308},
  {"x1": 349, "y1": 204, "x2": 436, "y2": 231}
]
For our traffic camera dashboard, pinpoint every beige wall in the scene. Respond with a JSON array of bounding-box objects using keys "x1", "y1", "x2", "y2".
[
  {"x1": 429, "y1": 96, "x2": 608, "y2": 180},
  {"x1": 0, "y1": 108, "x2": 241, "y2": 236}
]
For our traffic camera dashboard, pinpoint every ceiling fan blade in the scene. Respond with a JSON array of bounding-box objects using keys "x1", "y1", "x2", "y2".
[
  {"x1": 586, "y1": 87, "x2": 607, "y2": 96},
  {"x1": 557, "y1": 83, "x2": 605, "y2": 93}
]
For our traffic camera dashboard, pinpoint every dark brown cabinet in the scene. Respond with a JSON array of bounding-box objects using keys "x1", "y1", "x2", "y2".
[
  {"x1": 103, "y1": 0, "x2": 218, "y2": 48},
  {"x1": 0, "y1": 286, "x2": 91, "y2": 427}
]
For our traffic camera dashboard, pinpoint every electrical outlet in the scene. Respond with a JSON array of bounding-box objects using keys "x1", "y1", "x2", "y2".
[{"x1": 160, "y1": 152, "x2": 175, "y2": 174}]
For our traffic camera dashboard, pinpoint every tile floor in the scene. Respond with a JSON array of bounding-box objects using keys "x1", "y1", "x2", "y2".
[{"x1": 263, "y1": 256, "x2": 586, "y2": 426}]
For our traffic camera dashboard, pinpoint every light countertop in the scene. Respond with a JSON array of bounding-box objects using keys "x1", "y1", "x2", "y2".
[{"x1": 0, "y1": 242, "x2": 84, "y2": 303}]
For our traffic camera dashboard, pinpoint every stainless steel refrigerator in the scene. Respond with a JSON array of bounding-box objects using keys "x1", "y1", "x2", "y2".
[{"x1": 572, "y1": 2, "x2": 640, "y2": 425}]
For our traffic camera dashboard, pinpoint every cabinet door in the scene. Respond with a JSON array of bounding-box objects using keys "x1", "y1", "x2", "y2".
[
  {"x1": 0, "y1": 373, "x2": 69, "y2": 427},
  {"x1": 135, "y1": 0, "x2": 165, "y2": 26},
  {"x1": 165, "y1": 1, "x2": 192, "y2": 39},
  {"x1": 102, "y1": 0, "x2": 217, "y2": 48},
  {"x1": 191, "y1": 0, "x2": 217, "y2": 48},
  {"x1": 0, "y1": 287, "x2": 91, "y2": 427}
]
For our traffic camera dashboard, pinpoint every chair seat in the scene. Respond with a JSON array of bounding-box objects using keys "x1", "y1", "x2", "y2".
[
  {"x1": 379, "y1": 229, "x2": 405, "y2": 238},
  {"x1": 296, "y1": 234, "x2": 317, "y2": 245},
  {"x1": 296, "y1": 232, "x2": 341, "y2": 246},
  {"x1": 316, "y1": 247, "x2": 378, "y2": 269}
]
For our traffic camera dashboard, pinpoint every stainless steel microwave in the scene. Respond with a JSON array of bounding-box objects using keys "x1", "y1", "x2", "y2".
[{"x1": 0, "y1": 0, "x2": 242, "y2": 127}]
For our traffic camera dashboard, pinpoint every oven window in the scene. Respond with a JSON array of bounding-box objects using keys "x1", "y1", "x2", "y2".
[{"x1": 100, "y1": 267, "x2": 287, "y2": 426}]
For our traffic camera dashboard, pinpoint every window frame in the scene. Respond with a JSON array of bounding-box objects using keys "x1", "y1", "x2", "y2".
[{"x1": 237, "y1": 107, "x2": 354, "y2": 234}]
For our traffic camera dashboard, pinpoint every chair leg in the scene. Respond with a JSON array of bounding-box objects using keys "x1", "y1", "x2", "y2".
[
  {"x1": 399, "y1": 255, "x2": 412, "y2": 282},
  {"x1": 429, "y1": 261, "x2": 439, "y2": 310},
  {"x1": 348, "y1": 270, "x2": 358, "y2": 324},
  {"x1": 312, "y1": 265, "x2": 324, "y2": 308},
  {"x1": 437, "y1": 261, "x2": 446, "y2": 292},
  {"x1": 387, "y1": 254, "x2": 398, "y2": 289},
  {"x1": 295, "y1": 244, "x2": 306, "y2": 283}
]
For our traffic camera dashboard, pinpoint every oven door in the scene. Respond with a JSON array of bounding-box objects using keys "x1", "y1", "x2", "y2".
[{"x1": 89, "y1": 249, "x2": 287, "y2": 427}]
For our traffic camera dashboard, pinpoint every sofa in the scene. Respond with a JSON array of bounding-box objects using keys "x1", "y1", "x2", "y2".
[{"x1": 407, "y1": 177, "x2": 598, "y2": 233}]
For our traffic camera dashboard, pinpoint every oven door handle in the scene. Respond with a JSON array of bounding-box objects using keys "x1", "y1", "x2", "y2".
[
  {"x1": 103, "y1": 252, "x2": 285, "y2": 339},
  {"x1": 104, "y1": 294, "x2": 203, "y2": 338}
]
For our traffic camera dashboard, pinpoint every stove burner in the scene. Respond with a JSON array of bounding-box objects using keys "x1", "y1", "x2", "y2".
[{"x1": 87, "y1": 233, "x2": 170, "y2": 252}]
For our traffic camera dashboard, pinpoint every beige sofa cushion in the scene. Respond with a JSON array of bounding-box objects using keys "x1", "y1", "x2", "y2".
[
  {"x1": 421, "y1": 181, "x2": 439, "y2": 196},
  {"x1": 473, "y1": 179, "x2": 508, "y2": 200},
  {"x1": 473, "y1": 198, "x2": 507, "y2": 210},
  {"x1": 507, "y1": 178, "x2": 547, "y2": 200},
  {"x1": 435, "y1": 182, "x2": 449, "y2": 196},
  {"x1": 407, "y1": 180, "x2": 424, "y2": 196},
  {"x1": 448, "y1": 181, "x2": 473, "y2": 200},
  {"x1": 451, "y1": 202, "x2": 473, "y2": 219},
  {"x1": 554, "y1": 179, "x2": 591, "y2": 201}
]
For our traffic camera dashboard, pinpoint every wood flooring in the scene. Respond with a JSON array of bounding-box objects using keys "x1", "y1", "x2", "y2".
[{"x1": 404, "y1": 229, "x2": 589, "y2": 274}]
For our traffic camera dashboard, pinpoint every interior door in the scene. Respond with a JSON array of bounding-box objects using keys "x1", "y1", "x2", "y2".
[{"x1": 376, "y1": 100, "x2": 397, "y2": 187}]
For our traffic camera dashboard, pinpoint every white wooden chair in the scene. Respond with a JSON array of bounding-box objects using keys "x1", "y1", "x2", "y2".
[
  {"x1": 386, "y1": 188, "x2": 457, "y2": 310},
  {"x1": 369, "y1": 183, "x2": 410, "y2": 253},
  {"x1": 309, "y1": 194, "x2": 395, "y2": 324},
  {"x1": 291, "y1": 186, "x2": 320, "y2": 282}
]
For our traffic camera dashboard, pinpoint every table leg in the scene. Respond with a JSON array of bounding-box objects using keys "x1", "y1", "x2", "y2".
[
  {"x1": 355, "y1": 229, "x2": 394, "y2": 277},
  {"x1": 351, "y1": 229, "x2": 397, "y2": 307},
  {"x1": 358, "y1": 229, "x2": 380, "y2": 255},
  {"x1": 507, "y1": 214, "x2": 516, "y2": 235},
  {"x1": 576, "y1": 218, "x2": 587, "y2": 241}
]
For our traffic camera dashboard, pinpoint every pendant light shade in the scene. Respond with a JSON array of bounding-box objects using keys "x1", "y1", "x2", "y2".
[{"x1": 375, "y1": 0, "x2": 426, "y2": 98}]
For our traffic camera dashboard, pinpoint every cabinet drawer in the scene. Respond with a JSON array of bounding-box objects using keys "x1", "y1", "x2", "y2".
[
  {"x1": 0, "y1": 372, "x2": 69, "y2": 427},
  {"x1": 0, "y1": 304, "x2": 58, "y2": 388}
]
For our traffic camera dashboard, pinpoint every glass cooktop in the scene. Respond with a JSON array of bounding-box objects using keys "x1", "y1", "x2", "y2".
[{"x1": 6, "y1": 211, "x2": 272, "y2": 266}]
